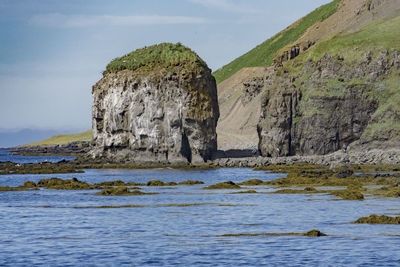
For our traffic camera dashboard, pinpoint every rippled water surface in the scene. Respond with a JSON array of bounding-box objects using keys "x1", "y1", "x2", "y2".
[
  {"x1": 1, "y1": 154, "x2": 400, "y2": 266},
  {"x1": 0, "y1": 150, "x2": 76, "y2": 164}
]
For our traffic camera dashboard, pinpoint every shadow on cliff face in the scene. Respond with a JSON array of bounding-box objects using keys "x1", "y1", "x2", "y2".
[{"x1": 180, "y1": 133, "x2": 192, "y2": 163}]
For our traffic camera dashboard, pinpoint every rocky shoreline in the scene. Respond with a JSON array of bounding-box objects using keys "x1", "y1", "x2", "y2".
[
  {"x1": 211, "y1": 148, "x2": 400, "y2": 168},
  {"x1": 6, "y1": 145, "x2": 400, "y2": 169},
  {"x1": 8, "y1": 141, "x2": 91, "y2": 156}
]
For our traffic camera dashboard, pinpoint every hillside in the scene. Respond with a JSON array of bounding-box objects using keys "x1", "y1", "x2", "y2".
[
  {"x1": 212, "y1": 0, "x2": 340, "y2": 84},
  {"x1": 258, "y1": 1, "x2": 400, "y2": 156},
  {"x1": 23, "y1": 130, "x2": 92, "y2": 146},
  {"x1": 216, "y1": 0, "x2": 400, "y2": 152}
]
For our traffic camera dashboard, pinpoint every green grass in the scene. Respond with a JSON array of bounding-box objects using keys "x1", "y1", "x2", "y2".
[
  {"x1": 24, "y1": 130, "x2": 92, "y2": 146},
  {"x1": 212, "y1": 0, "x2": 340, "y2": 84},
  {"x1": 104, "y1": 42, "x2": 208, "y2": 75},
  {"x1": 303, "y1": 15, "x2": 400, "y2": 62}
]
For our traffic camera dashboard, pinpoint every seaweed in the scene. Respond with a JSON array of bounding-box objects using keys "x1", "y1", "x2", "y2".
[
  {"x1": 203, "y1": 181, "x2": 241, "y2": 190},
  {"x1": 177, "y1": 180, "x2": 205, "y2": 185},
  {"x1": 37, "y1": 177, "x2": 96, "y2": 190},
  {"x1": 209, "y1": 229, "x2": 327, "y2": 237},
  {"x1": 238, "y1": 179, "x2": 268, "y2": 186},
  {"x1": 230, "y1": 190, "x2": 259, "y2": 194},
  {"x1": 353, "y1": 214, "x2": 400, "y2": 224},
  {"x1": 146, "y1": 180, "x2": 177, "y2": 186},
  {"x1": 97, "y1": 186, "x2": 158, "y2": 196}
]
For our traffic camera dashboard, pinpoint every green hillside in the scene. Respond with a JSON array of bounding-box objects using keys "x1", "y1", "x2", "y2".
[
  {"x1": 24, "y1": 130, "x2": 92, "y2": 146},
  {"x1": 212, "y1": 0, "x2": 340, "y2": 84}
]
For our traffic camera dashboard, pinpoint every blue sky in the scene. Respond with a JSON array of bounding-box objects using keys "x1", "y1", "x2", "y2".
[{"x1": 0, "y1": 0, "x2": 332, "y2": 133}]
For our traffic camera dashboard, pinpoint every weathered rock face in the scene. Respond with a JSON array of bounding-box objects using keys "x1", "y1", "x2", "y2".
[
  {"x1": 91, "y1": 44, "x2": 219, "y2": 164},
  {"x1": 258, "y1": 49, "x2": 400, "y2": 156}
]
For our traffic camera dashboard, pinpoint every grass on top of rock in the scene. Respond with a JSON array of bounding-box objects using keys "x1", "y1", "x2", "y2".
[
  {"x1": 103, "y1": 42, "x2": 208, "y2": 76},
  {"x1": 212, "y1": 0, "x2": 340, "y2": 84}
]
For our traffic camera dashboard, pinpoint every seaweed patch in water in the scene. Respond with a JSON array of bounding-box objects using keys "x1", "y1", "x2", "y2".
[
  {"x1": 146, "y1": 180, "x2": 177, "y2": 186},
  {"x1": 230, "y1": 190, "x2": 259, "y2": 194},
  {"x1": 353, "y1": 214, "x2": 400, "y2": 224},
  {"x1": 203, "y1": 181, "x2": 241, "y2": 190},
  {"x1": 178, "y1": 180, "x2": 204, "y2": 185},
  {"x1": 207, "y1": 229, "x2": 327, "y2": 237},
  {"x1": 238, "y1": 179, "x2": 268, "y2": 186},
  {"x1": 97, "y1": 186, "x2": 158, "y2": 196},
  {"x1": 74, "y1": 203, "x2": 227, "y2": 208}
]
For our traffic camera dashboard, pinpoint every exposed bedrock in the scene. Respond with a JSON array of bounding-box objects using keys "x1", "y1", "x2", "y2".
[
  {"x1": 258, "y1": 50, "x2": 400, "y2": 156},
  {"x1": 90, "y1": 43, "x2": 219, "y2": 164}
]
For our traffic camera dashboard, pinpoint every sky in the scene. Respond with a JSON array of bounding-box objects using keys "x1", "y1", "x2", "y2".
[{"x1": 0, "y1": 0, "x2": 332, "y2": 135}]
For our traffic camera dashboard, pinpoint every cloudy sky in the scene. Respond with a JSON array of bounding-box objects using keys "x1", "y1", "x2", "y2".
[{"x1": 0, "y1": 0, "x2": 332, "y2": 134}]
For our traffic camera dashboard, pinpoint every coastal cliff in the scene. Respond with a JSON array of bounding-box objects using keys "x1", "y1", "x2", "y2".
[
  {"x1": 214, "y1": 0, "x2": 400, "y2": 155},
  {"x1": 91, "y1": 43, "x2": 219, "y2": 164}
]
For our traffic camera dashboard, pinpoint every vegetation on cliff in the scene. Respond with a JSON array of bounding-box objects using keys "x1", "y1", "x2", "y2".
[
  {"x1": 212, "y1": 0, "x2": 340, "y2": 84},
  {"x1": 278, "y1": 14, "x2": 400, "y2": 147},
  {"x1": 103, "y1": 42, "x2": 209, "y2": 75}
]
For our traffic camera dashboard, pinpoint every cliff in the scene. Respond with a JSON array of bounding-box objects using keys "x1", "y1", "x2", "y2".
[
  {"x1": 258, "y1": 3, "x2": 400, "y2": 156},
  {"x1": 215, "y1": 0, "x2": 400, "y2": 155},
  {"x1": 91, "y1": 43, "x2": 219, "y2": 164}
]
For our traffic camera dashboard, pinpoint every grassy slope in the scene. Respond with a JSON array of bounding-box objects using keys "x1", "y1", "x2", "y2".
[
  {"x1": 287, "y1": 15, "x2": 400, "y2": 141},
  {"x1": 24, "y1": 130, "x2": 92, "y2": 146},
  {"x1": 212, "y1": 0, "x2": 340, "y2": 84}
]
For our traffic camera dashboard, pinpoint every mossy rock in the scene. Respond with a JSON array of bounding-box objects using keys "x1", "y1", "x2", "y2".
[
  {"x1": 177, "y1": 180, "x2": 204, "y2": 185},
  {"x1": 97, "y1": 186, "x2": 158, "y2": 196},
  {"x1": 303, "y1": 229, "x2": 327, "y2": 236},
  {"x1": 203, "y1": 181, "x2": 241, "y2": 190},
  {"x1": 37, "y1": 177, "x2": 95, "y2": 190},
  {"x1": 146, "y1": 180, "x2": 166, "y2": 186},
  {"x1": 273, "y1": 188, "x2": 317, "y2": 194},
  {"x1": 353, "y1": 214, "x2": 400, "y2": 224},
  {"x1": 95, "y1": 180, "x2": 126, "y2": 186},
  {"x1": 22, "y1": 181, "x2": 37, "y2": 188},
  {"x1": 238, "y1": 179, "x2": 266, "y2": 186}
]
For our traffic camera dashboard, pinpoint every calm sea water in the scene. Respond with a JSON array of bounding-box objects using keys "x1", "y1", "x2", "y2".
[
  {"x1": 0, "y1": 149, "x2": 76, "y2": 164},
  {"x1": 0, "y1": 153, "x2": 400, "y2": 266}
]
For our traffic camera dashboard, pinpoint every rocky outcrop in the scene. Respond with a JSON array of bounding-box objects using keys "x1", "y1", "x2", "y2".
[
  {"x1": 258, "y1": 49, "x2": 400, "y2": 156},
  {"x1": 90, "y1": 43, "x2": 219, "y2": 164}
]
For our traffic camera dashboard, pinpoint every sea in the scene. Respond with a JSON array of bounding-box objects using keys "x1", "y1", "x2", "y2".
[{"x1": 0, "y1": 150, "x2": 399, "y2": 266}]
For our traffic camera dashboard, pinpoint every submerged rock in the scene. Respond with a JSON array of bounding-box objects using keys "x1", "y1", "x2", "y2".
[{"x1": 91, "y1": 43, "x2": 219, "y2": 165}]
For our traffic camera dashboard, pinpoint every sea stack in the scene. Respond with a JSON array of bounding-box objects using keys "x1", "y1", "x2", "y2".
[{"x1": 91, "y1": 43, "x2": 219, "y2": 164}]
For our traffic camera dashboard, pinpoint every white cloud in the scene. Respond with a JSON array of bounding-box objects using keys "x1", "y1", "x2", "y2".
[
  {"x1": 29, "y1": 13, "x2": 208, "y2": 28},
  {"x1": 189, "y1": 0, "x2": 262, "y2": 14}
]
